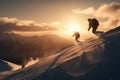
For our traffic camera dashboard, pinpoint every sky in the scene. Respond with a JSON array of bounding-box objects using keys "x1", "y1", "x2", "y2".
[
  {"x1": 0, "y1": 0, "x2": 120, "y2": 35},
  {"x1": 0, "y1": 0, "x2": 98, "y2": 23}
]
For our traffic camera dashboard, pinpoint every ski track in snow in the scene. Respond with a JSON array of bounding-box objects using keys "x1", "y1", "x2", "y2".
[{"x1": 0, "y1": 37, "x2": 105, "y2": 80}]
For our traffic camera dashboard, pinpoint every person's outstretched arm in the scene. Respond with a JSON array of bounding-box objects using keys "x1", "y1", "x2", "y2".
[{"x1": 88, "y1": 24, "x2": 92, "y2": 31}]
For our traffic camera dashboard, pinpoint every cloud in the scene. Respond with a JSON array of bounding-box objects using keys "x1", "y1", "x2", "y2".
[
  {"x1": 51, "y1": 21, "x2": 61, "y2": 26},
  {"x1": 73, "y1": 2, "x2": 120, "y2": 30},
  {"x1": 95, "y1": 2, "x2": 120, "y2": 29},
  {"x1": 0, "y1": 17, "x2": 58, "y2": 33},
  {"x1": 72, "y1": 7, "x2": 95, "y2": 15},
  {"x1": 73, "y1": 2, "x2": 120, "y2": 18},
  {"x1": 96, "y1": 2, "x2": 120, "y2": 19},
  {"x1": 16, "y1": 20, "x2": 34, "y2": 26}
]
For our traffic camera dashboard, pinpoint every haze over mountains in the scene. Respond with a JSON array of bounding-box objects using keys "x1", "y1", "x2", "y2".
[{"x1": 0, "y1": 26, "x2": 120, "y2": 80}]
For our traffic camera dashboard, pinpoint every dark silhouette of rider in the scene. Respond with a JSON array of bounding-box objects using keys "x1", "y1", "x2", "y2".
[
  {"x1": 72, "y1": 31, "x2": 80, "y2": 42},
  {"x1": 88, "y1": 18, "x2": 99, "y2": 34}
]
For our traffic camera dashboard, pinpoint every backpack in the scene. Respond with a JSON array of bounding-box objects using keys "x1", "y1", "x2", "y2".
[{"x1": 92, "y1": 18, "x2": 99, "y2": 26}]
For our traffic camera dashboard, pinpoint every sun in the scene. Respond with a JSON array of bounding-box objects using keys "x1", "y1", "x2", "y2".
[
  {"x1": 56, "y1": 21, "x2": 85, "y2": 38},
  {"x1": 68, "y1": 23, "x2": 80, "y2": 32},
  {"x1": 64, "y1": 22, "x2": 83, "y2": 35}
]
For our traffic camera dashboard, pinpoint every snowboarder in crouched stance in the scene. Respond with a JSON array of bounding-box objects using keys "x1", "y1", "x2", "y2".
[
  {"x1": 72, "y1": 31, "x2": 80, "y2": 42},
  {"x1": 88, "y1": 18, "x2": 99, "y2": 34}
]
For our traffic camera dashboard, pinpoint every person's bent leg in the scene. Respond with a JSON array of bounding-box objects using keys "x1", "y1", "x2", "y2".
[
  {"x1": 92, "y1": 26, "x2": 97, "y2": 34},
  {"x1": 75, "y1": 37, "x2": 77, "y2": 41},
  {"x1": 76, "y1": 37, "x2": 80, "y2": 42}
]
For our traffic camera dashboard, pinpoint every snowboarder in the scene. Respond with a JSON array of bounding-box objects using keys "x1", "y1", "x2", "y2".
[
  {"x1": 72, "y1": 31, "x2": 80, "y2": 42},
  {"x1": 88, "y1": 18, "x2": 99, "y2": 34}
]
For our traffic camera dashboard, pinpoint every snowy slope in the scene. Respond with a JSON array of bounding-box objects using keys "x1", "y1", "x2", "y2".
[
  {"x1": 0, "y1": 26, "x2": 120, "y2": 80},
  {"x1": 0, "y1": 59, "x2": 21, "y2": 72}
]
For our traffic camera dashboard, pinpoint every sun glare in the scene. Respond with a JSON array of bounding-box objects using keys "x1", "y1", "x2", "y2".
[
  {"x1": 56, "y1": 21, "x2": 86, "y2": 38},
  {"x1": 62, "y1": 22, "x2": 84, "y2": 36},
  {"x1": 67, "y1": 23, "x2": 80, "y2": 33}
]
